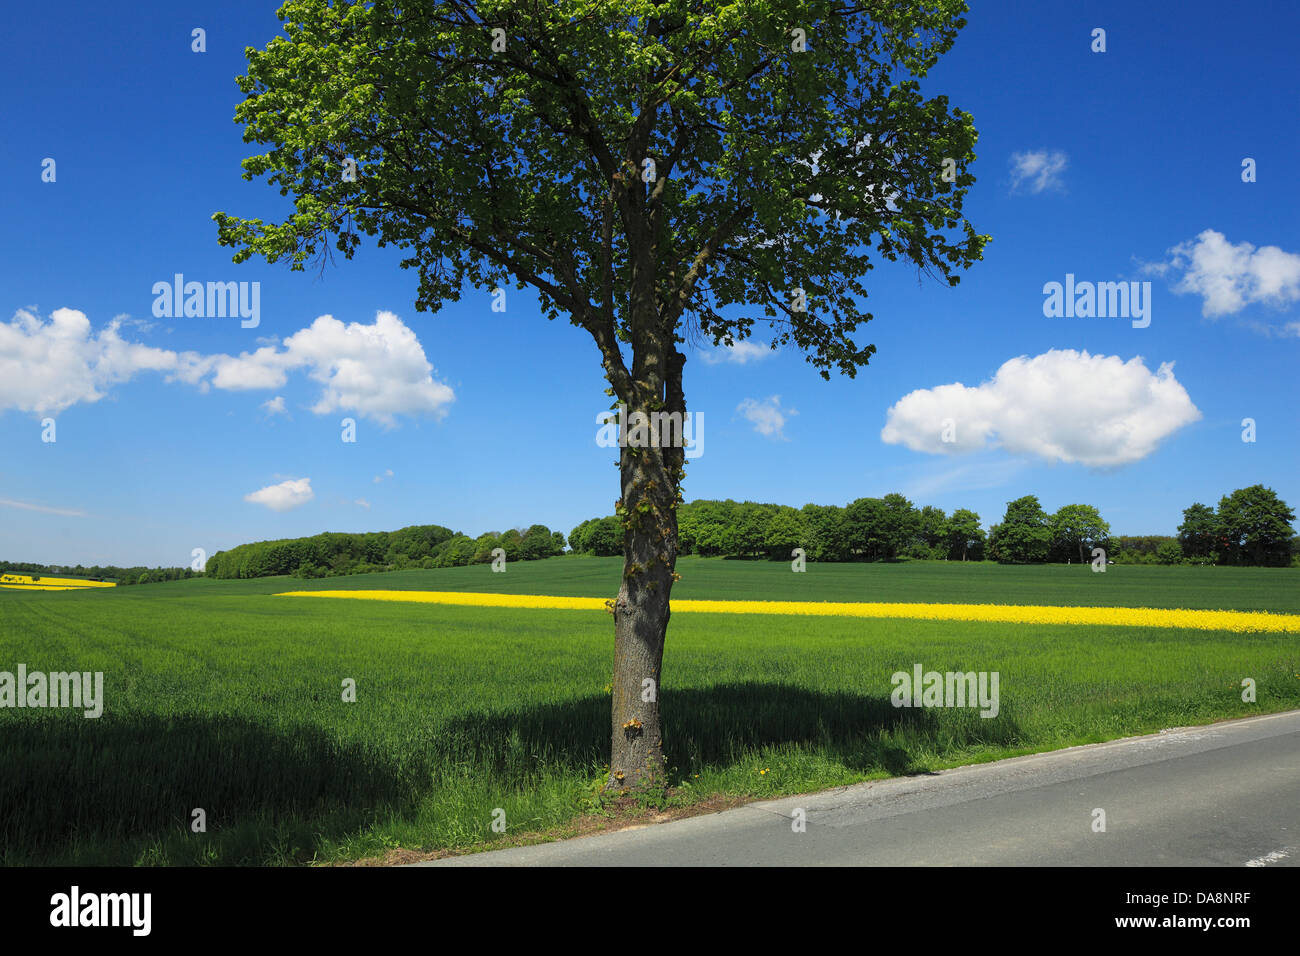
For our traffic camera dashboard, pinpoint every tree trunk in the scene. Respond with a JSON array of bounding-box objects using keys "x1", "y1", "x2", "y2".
[{"x1": 607, "y1": 430, "x2": 679, "y2": 792}]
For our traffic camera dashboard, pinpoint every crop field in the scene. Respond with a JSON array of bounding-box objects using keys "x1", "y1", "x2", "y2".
[{"x1": 2, "y1": 558, "x2": 1298, "y2": 865}]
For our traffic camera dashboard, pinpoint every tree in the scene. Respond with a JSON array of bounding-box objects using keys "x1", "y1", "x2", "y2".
[
  {"x1": 917, "y1": 505, "x2": 947, "y2": 555},
  {"x1": 583, "y1": 516, "x2": 624, "y2": 557},
  {"x1": 800, "y1": 503, "x2": 852, "y2": 562},
  {"x1": 471, "y1": 532, "x2": 501, "y2": 563},
  {"x1": 995, "y1": 496, "x2": 1050, "y2": 564},
  {"x1": 844, "y1": 497, "x2": 887, "y2": 560},
  {"x1": 568, "y1": 519, "x2": 595, "y2": 553},
  {"x1": 943, "y1": 508, "x2": 983, "y2": 561},
  {"x1": 733, "y1": 502, "x2": 774, "y2": 558},
  {"x1": 694, "y1": 501, "x2": 740, "y2": 557},
  {"x1": 762, "y1": 506, "x2": 807, "y2": 560},
  {"x1": 519, "y1": 523, "x2": 557, "y2": 560},
  {"x1": 1176, "y1": 503, "x2": 1218, "y2": 560},
  {"x1": 1155, "y1": 541, "x2": 1183, "y2": 565},
  {"x1": 1216, "y1": 485, "x2": 1296, "y2": 567},
  {"x1": 878, "y1": 493, "x2": 921, "y2": 560},
  {"x1": 1049, "y1": 504, "x2": 1110, "y2": 564},
  {"x1": 215, "y1": 0, "x2": 987, "y2": 790}
]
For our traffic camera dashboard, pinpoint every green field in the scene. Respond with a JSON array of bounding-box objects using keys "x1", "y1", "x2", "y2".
[{"x1": 2, "y1": 558, "x2": 1297, "y2": 865}]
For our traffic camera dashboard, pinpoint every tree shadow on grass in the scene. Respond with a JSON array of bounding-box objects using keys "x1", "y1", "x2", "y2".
[
  {"x1": 2, "y1": 685, "x2": 1023, "y2": 863},
  {"x1": 0, "y1": 713, "x2": 414, "y2": 864},
  {"x1": 434, "y1": 682, "x2": 1022, "y2": 780}
]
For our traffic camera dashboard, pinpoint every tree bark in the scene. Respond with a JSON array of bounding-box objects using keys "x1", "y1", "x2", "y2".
[
  {"x1": 606, "y1": 350, "x2": 684, "y2": 792},
  {"x1": 607, "y1": 439, "x2": 677, "y2": 791}
]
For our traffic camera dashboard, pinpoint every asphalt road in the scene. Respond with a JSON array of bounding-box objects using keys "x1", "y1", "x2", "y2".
[{"x1": 415, "y1": 710, "x2": 1300, "y2": 867}]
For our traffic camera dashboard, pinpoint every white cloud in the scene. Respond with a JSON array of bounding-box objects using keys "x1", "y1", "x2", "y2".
[
  {"x1": 372, "y1": 469, "x2": 394, "y2": 484},
  {"x1": 1151, "y1": 229, "x2": 1300, "y2": 318},
  {"x1": 0, "y1": 308, "x2": 184, "y2": 416},
  {"x1": 1009, "y1": 150, "x2": 1068, "y2": 194},
  {"x1": 699, "y1": 340, "x2": 775, "y2": 365},
  {"x1": 0, "y1": 497, "x2": 87, "y2": 517},
  {"x1": 881, "y1": 349, "x2": 1201, "y2": 467},
  {"x1": 354, "y1": 498, "x2": 371, "y2": 510},
  {"x1": 0, "y1": 309, "x2": 454, "y2": 425},
  {"x1": 224, "y1": 312, "x2": 455, "y2": 426},
  {"x1": 261, "y1": 395, "x2": 287, "y2": 416},
  {"x1": 244, "y1": 477, "x2": 314, "y2": 512},
  {"x1": 737, "y1": 395, "x2": 797, "y2": 439}
]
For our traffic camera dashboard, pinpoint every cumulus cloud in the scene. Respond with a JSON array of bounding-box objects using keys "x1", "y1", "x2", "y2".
[
  {"x1": 244, "y1": 477, "x2": 314, "y2": 512},
  {"x1": 354, "y1": 498, "x2": 371, "y2": 510},
  {"x1": 261, "y1": 395, "x2": 287, "y2": 416},
  {"x1": 0, "y1": 308, "x2": 454, "y2": 425},
  {"x1": 1009, "y1": 149, "x2": 1068, "y2": 194},
  {"x1": 699, "y1": 340, "x2": 775, "y2": 365},
  {"x1": 1149, "y1": 229, "x2": 1300, "y2": 318},
  {"x1": 880, "y1": 349, "x2": 1200, "y2": 467},
  {"x1": 214, "y1": 312, "x2": 455, "y2": 425},
  {"x1": 737, "y1": 395, "x2": 797, "y2": 439},
  {"x1": 0, "y1": 308, "x2": 183, "y2": 416},
  {"x1": 373, "y1": 469, "x2": 394, "y2": 484}
]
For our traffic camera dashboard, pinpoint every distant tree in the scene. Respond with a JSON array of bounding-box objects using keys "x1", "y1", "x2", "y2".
[
  {"x1": 944, "y1": 508, "x2": 984, "y2": 561},
  {"x1": 845, "y1": 497, "x2": 886, "y2": 561},
  {"x1": 995, "y1": 496, "x2": 1050, "y2": 563},
  {"x1": 435, "y1": 535, "x2": 479, "y2": 567},
  {"x1": 985, "y1": 523, "x2": 1002, "y2": 562},
  {"x1": 762, "y1": 507, "x2": 807, "y2": 560},
  {"x1": 684, "y1": 500, "x2": 740, "y2": 557},
  {"x1": 800, "y1": 504, "x2": 852, "y2": 562},
  {"x1": 584, "y1": 517, "x2": 624, "y2": 557},
  {"x1": 917, "y1": 505, "x2": 947, "y2": 552},
  {"x1": 1176, "y1": 503, "x2": 1218, "y2": 560},
  {"x1": 494, "y1": 528, "x2": 522, "y2": 561},
  {"x1": 1216, "y1": 485, "x2": 1296, "y2": 566},
  {"x1": 732, "y1": 503, "x2": 773, "y2": 558},
  {"x1": 568, "y1": 519, "x2": 595, "y2": 553},
  {"x1": 518, "y1": 524, "x2": 556, "y2": 561},
  {"x1": 1049, "y1": 504, "x2": 1110, "y2": 564},
  {"x1": 471, "y1": 532, "x2": 501, "y2": 564},
  {"x1": 878, "y1": 493, "x2": 921, "y2": 560},
  {"x1": 1156, "y1": 541, "x2": 1183, "y2": 565}
]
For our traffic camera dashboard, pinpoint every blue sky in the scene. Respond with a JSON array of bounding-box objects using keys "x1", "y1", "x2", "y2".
[{"x1": 3, "y1": 0, "x2": 1298, "y2": 567}]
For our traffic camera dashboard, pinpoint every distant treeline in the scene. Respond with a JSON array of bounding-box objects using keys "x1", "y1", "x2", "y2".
[
  {"x1": 205, "y1": 523, "x2": 567, "y2": 579},
  {"x1": 571, "y1": 485, "x2": 1298, "y2": 567},
  {"x1": 0, "y1": 561, "x2": 194, "y2": 586},
  {"x1": 12, "y1": 485, "x2": 1293, "y2": 586}
]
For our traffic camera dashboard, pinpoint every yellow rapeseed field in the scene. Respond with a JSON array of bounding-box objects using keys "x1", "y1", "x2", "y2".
[
  {"x1": 274, "y1": 589, "x2": 1300, "y2": 633},
  {"x1": 0, "y1": 574, "x2": 116, "y2": 591}
]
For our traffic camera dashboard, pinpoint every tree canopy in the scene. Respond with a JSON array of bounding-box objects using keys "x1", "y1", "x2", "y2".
[{"x1": 214, "y1": 0, "x2": 988, "y2": 391}]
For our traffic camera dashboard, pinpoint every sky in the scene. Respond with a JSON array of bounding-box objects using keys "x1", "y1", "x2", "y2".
[{"x1": 2, "y1": 0, "x2": 1298, "y2": 567}]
